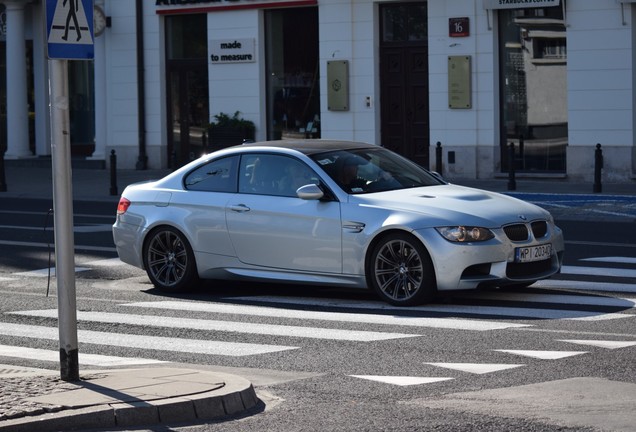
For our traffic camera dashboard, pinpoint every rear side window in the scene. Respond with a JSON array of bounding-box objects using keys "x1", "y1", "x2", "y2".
[
  {"x1": 184, "y1": 156, "x2": 238, "y2": 192},
  {"x1": 238, "y1": 153, "x2": 319, "y2": 197}
]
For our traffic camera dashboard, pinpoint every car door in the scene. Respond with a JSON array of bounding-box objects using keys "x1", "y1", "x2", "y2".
[
  {"x1": 176, "y1": 155, "x2": 239, "y2": 257},
  {"x1": 226, "y1": 153, "x2": 343, "y2": 273}
]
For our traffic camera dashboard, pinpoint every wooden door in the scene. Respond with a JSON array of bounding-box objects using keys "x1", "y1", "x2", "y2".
[{"x1": 380, "y1": 3, "x2": 429, "y2": 168}]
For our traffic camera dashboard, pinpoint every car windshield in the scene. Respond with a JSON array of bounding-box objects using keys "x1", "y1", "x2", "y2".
[{"x1": 310, "y1": 147, "x2": 444, "y2": 194}]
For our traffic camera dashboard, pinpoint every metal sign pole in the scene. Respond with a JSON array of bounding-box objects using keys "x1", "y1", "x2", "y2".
[
  {"x1": 46, "y1": 0, "x2": 94, "y2": 383},
  {"x1": 49, "y1": 58, "x2": 79, "y2": 382}
]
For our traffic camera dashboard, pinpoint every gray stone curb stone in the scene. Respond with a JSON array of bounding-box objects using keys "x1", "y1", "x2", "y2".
[{"x1": 0, "y1": 370, "x2": 258, "y2": 432}]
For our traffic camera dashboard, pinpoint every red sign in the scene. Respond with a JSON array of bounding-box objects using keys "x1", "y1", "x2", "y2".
[{"x1": 449, "y1": 17, "x2": 469, "y2": 37}]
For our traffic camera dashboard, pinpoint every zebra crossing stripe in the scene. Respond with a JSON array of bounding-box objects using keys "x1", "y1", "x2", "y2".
[
  {"x1": 123, "y1": 301, "x2": 531, "y2": 331},
  {"x1": 348, "y1": 375, "x2": 454, "y2": 386},
  {"x1": 581, "y1": 257, "x2": 636, "y2": 264},
  {"x1": 561, "y1": 265, "x2": 636, "y2": 279},
  {"x1": 0, "y1": 344, "x2": 166, "y2": 367},
  {"x1": 82, "y1": 258, "x2": 125, "y2": 267},
  {"x1": 0, "y1": 323, "x2": 298, "y2": 357},
  {"x1": 424, "y1": 363, "x2": 525, "y2": 375},
  {"x1": 13, "y1": 267, "x2": 90, "y2": 277},
  {"x1": 558, "y1": 340, "x2": 636, "y2": 350},
  {"x1": 0, "y1": 239, "x2": 115, "y2": 253},
  {"x1": 223, "y1": 296, "x2": 633, "y2": 322},
  {"x1": 494, "y1": 350, "x2": 587, "y2": 360},
  {"x1": 458, "y1": 292, "x2": 636, "y2": 308},
  {"x1": 533, "y1": 279, "x2": 636, "y2": 294},
  {"x1": 10, "y1": 310, "x2": 420, "y2": 342}
]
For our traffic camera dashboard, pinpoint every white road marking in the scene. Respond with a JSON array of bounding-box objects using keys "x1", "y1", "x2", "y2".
[
  {"x1": 580, "y1": 257, "x2": 636, "y2": 265},
  {"x1": 558, "y1": 340, "x2": 636, "y2": 350},
  {"x1": 0, "y1": 323, "x2": 298, "y2": 357},
  {"x1": 0, "y1": 210, "x2": 113, "y2": 219},
  {"x1": 10, "y1": 259, "x2": 123, "y2": 277},
  {"x1": 124, "y1": 300, "x2": 531, "y2": 331},
  {"x1": 0, "y1": 345, "x2": 166, "y2": 367},
  {"x1": 0, "y1": 224, "x2": 112, "y2": 233},
  {"x1": 13, "y1": 267, "x2": 90, "y2": 277},
  {"x1": 81, "y1": 258, "x2": 125, "y2": 267},
  {"x1": 494, "y1": 350, "x2": 587, "y2": 360},
  {"x1": 459, "y1": 292, "x2": 636, "y2": 308},
  {"x1": 0, "y1": 239, "x2": 115, "y2": 252},
  {"x1": 561, "y1": 265, "x2": 636, "y2": 279},
  {"x1": 349, "y1": 375, "x2": 454, "y2": 386},
  {"x1": 10, "y1": 310, "x2": 420, "y2": 342},
  {"x1": 533, "y1": 279, "x2": 636, "y2": 294},
  {"x1": 224, "y1": 296, "x2": 632, "y2": 322},
  {"x1": 424, "y1": 363, "x2": 525, "y2": 375}
]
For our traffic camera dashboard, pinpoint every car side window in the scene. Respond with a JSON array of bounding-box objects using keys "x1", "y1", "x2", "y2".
[
  {"x1": 239, "y1": 154, "x2": 318, "y2": 197},
  {"x1": 184, "y1": 156, "x2": 238, "y2": 192}
]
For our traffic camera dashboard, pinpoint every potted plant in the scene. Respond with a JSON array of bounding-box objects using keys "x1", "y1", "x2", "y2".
[{"x1": 207, "y1": 111, "x2": 255, "y2": 150}]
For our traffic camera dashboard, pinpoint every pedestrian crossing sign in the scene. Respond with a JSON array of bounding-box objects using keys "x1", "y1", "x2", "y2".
[{"x1": 46, "y1": 0, "x2": 94, "y2": 60}]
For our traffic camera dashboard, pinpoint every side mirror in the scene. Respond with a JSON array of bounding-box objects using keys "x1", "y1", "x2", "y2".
[
  {"x1": 296, "y1": 184, "x2": 324, "y2": 200},
  {"x1": 430, "y1": 171, "x2": 446, "y2": 183}
]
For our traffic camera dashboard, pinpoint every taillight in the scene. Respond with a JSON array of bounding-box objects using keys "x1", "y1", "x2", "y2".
[{"x1": 117, "y1": 197, "x2": 131, "y2": 215}]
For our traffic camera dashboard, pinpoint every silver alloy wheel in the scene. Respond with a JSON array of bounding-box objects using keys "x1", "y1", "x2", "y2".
[
  {"x1": 146, "y1": 229, "x2": 189, "y2": 287},
  {"x1": 373, "y1": 238, "x2": 424, "y2": 302}
]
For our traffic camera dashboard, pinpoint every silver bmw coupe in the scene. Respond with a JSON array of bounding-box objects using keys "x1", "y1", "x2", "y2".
[{"x1": 113, "y1": 140, "x2": 564, "y2": 306}]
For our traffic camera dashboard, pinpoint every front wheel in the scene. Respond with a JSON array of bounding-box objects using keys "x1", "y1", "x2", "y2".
[
  {"x1": 367, "y1": 233, "x2": 436, "y2": 306},
  {"x1": 143, "y1": 226, "x2": 198, "y2": 292}
]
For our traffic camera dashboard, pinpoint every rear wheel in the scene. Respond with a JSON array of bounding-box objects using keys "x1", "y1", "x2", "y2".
[
  {"x1": 143, "y1": 226, "x2": 198, "y2": 292},
  {"x1": 367, "y1": 232, "x2": 436, "y2": 306}
]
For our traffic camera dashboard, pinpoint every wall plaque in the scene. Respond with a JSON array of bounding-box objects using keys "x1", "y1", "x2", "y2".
[
  {"x1": 449, "y1": 17, "x2": 469, "y2": 37},
  {"x1": 210, "y1": 39, "x2": 255, "y2": 64},
  {"x1": 327, "y1": 60, "x2": 349, "y2": 111},
  {"x1": 448, "y1": 56, "x2": 471, "y2": 109}
]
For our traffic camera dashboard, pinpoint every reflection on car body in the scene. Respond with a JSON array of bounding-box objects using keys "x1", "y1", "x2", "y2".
[{"x1": 113, "y1": 140, "x2": 564, "y2": 306}]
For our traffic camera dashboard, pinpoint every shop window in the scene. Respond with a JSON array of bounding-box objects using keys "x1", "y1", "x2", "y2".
[
  {"x1": 68, "y1": 60, "x2": 95, "y2": 155},
  {"x1": 499, "y1": 5, "x2": 567, "y2": 173},
  {"x1": 534, "y1": 37, "x2": 566, "y2": 60},
  {"x1": 265, "y1": 7, "x2": 320, "y2": 140},
  {"x1": 165, "y1": 14, "x2": 208, "y2": 167},
  {"x1": 166, "y1": 14, "x2": 207, "y2": 60}
]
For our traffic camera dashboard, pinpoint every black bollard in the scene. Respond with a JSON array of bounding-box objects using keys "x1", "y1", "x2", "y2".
[
  {"x1": 507, "y1": 142, "x2": 516, "y2": 191},
  {"x1": 110, "y1": 150, "x2": 118, "y2": 196},
  {"x1": 0, "y1": 148, "x2": 6, "y2": 192},
  {"x1": 170, "y1": 150, "x2": 177, "y2": 170},
  {"x1": 435, "y1": 141, "x2": 442, "y2": 176},
  {"x1": 518, "y1": 134, "x2": 524, "y2": 170},
  {"x1": 593, "y1": 143, "x2": 603, "y2": 193}
]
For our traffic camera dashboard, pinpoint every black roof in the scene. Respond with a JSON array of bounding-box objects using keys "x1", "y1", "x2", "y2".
[{"x1": 238, "y1": 139, "x2": 378, "y2": 156}]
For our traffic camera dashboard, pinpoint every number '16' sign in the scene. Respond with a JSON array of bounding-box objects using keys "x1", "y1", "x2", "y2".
[{"x1": 449, "y1": 17, "x2": 470, "y2": 38}]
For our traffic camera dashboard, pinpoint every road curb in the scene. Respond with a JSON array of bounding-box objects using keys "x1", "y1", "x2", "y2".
[{"x1": 0, "y1": 372, "x2": 259, "y2": 432}]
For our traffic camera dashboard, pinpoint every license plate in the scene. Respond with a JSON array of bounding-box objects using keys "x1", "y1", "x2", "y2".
[{"x1": 515, "y1": 244, "x2": 552, "y2": 263}]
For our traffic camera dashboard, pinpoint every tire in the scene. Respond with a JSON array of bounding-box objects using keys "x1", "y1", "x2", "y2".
[
  {"x1": 143, "y1": 226, "x2": 198, "y2": 292},
  {"x1": 367, "y1": 232, "x2": 436, "y2": 306}
]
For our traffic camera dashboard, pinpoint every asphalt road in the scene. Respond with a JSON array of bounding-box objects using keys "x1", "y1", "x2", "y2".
[{"x1": 0, "y1": 197, "x2": 635, "y2": 431}]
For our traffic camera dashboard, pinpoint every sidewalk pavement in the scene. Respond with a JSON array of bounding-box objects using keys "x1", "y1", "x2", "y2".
[
  {"x1": 1, "y1": 164, "x2": 634, "y2": 202},
  {"x1": 0, "y1": 366, "x2": 259, "y2": 431},
  {"x1": 1, "y1": 164, "x2": 635, "y2": 222}
]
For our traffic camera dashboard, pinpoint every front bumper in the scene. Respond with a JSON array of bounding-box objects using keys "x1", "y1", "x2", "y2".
[{"x1": 415, "y1": 221, "x2": 564, "y2": 292}]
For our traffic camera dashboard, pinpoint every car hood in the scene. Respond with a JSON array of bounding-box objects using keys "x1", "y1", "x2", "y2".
[{"x1": 354, "y1": 184, "x2": 551, "y2": 228}]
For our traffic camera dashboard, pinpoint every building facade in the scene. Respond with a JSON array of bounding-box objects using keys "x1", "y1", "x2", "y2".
[{"x1": 1, "y1": 0, "x2": 636, "y2": 183}]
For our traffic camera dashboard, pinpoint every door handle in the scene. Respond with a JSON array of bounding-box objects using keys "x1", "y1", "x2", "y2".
[{"x1": 229, "y1": 204, "x2": 251, "y2": 213}]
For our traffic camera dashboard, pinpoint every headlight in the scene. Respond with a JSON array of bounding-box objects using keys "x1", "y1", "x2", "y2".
[{"x1": 436, "y1": 226, "x2": 494, "y2": 242}]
